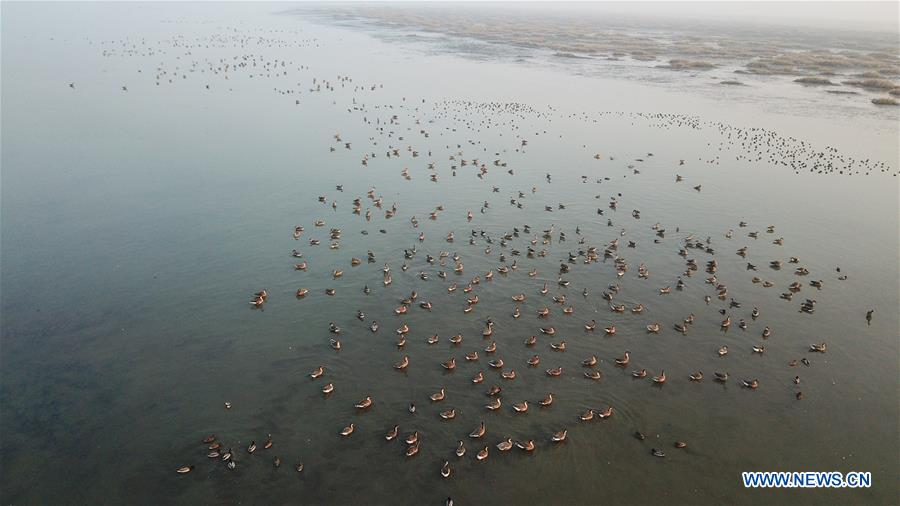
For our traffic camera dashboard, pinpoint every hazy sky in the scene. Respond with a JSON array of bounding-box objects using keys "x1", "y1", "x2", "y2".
[
  {"x1": 367, "y1": 1, "x2": 900, "y2": 32},
  {"x1": 550, "y1": 1, "x2": 899, "y2": 31},
  {"x1": 20, "y1": 0, "x2": 900, "y2": 33}
]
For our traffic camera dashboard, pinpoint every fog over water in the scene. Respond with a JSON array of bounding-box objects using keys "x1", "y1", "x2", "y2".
[{"x1": 1, "y1": 2, "x2": 898, "y2": 505}]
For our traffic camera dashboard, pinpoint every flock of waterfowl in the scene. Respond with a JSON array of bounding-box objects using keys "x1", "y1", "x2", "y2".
[
  {"x1": 175, "y1": 99, "x2": 873, "y2": 502},
  {"x1": 71, "y1": 17, "x2": 887, "y2": 504}
]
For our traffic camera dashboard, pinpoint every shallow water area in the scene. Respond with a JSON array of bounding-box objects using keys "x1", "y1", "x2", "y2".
[{"x1": 1, "y1": 3, "x2": 898, "y2": 505}]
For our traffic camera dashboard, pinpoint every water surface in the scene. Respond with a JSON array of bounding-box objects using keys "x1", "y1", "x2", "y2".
[{"x1": 1, "y1": 3, "x2": 898, "y2": 505}]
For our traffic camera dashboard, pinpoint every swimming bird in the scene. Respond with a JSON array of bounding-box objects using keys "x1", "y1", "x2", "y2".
[
  {"x1": 386, "y1": 425, "x2": 399, "y2": 441},
  {"x1": 516, "y1": 440, "x2": 536, "y2": 451},
  {"x1": 539, "y1": 393, "x2": 554, "y2": 406},
  {"x1": 497, "y1": 438, "x2": 514, "y2": 451},
  {"x1": 584, "y1": 370, "x2": 602, "y2": 380},
  {"x1": 394, "y1": 355, "x2": 409, "y2": 370},
  {"x1": 456, "y1": 440, "x2": 466, "y2": 457}
]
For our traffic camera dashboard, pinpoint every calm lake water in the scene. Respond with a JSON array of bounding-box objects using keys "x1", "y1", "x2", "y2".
[{"x1": 1, "y1": 3, "x2": 898, "y2": 505}]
